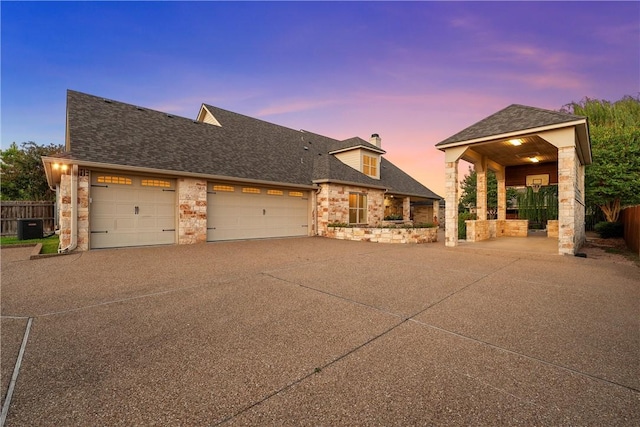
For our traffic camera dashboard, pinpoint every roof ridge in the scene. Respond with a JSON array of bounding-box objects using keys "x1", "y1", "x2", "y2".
[{"x1": 508, "y1": 103, "x2": 584, "y2": 119}]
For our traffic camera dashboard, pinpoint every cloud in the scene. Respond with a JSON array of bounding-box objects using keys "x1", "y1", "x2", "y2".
[{"x1": 255, "y1": 98, "x2": 343, "y2": 117}]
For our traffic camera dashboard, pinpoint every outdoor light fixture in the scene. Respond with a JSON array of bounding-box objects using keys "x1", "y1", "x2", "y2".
[
  {"x1": 530, "y1": 157, "x2": 539, "y2": 163},
  {"x1": 509, "y1": 139, "x2": 522, "y2": 146}
]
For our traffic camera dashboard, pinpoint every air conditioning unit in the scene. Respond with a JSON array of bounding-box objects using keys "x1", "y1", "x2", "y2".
[{"x1": 17, "y1": 219, "x2": 43, "y2": 240}]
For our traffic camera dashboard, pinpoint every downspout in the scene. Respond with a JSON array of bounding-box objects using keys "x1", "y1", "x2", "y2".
[{"x1": 59, "y1": 164, "x2": 78, "y2": 253}]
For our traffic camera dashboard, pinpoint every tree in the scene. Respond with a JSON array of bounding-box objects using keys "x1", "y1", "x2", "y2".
[
  {"x1": 562, "y1": 96, "x2": 640, "y2": 222},
  {"x1": 0, "y1": 141, "x2": 64, "y2": 201},
  {"x1": 458, "y1": 166, "x2": 518, "y2": 218}
]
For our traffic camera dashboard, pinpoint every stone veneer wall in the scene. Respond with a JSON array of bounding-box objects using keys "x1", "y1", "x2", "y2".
[
  {"x1": 177, "y1": 178, "x2": 207, "y2": 244},
  {"x1": 325, "y1": 227, "x2": 437, "y2": 244},
  {"x1": 316, "y1": 183, "x2": 384, "y2": 236},
  {"x1": 558, "y1": 147, "x2": 580, "y2": 254},
  {"x1": 57, "y1": 170, "x2": 90, "y2": 251},
  {"x1": 77, "y1": 170, "x2": 90, "y2": 250},
  {"x1": 466, "y1": 220, "x2": 528, "y2": 242},
  {"x1": 413, "y1": 205, "x2": 434, "y2": 224}
]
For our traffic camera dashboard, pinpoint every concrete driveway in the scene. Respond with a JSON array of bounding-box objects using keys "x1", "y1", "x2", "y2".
[{"x1": 1, "y1": 237, "x2": 639, "y2": 426}]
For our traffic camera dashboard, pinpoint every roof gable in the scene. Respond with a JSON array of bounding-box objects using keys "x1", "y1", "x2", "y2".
[{"x1": 436, "y1": 104, "x2": 585, "y2": 146}]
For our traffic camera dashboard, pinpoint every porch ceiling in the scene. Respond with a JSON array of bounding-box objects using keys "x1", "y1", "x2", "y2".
[{"x1": 461, "y1": 135, "x2": 557, "y2": 167}]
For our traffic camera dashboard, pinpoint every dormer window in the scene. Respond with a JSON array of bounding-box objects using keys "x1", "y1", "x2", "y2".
[{"x1": 363, "y1": 155, "x2": 378, "y2": 178}]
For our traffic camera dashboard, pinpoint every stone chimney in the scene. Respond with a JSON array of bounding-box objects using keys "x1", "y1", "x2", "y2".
[{"x1": 370, "y1": 133, "x2": 381, "y2": 148}]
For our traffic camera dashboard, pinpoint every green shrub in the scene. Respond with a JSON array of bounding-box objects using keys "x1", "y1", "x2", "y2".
[
  {"x1": 327, "y1": 222, "x2": 350, "y2": 228},
  {"x1": 594, "y1": 221, "x2": 624, "y2": 238},
  {"x1": 384, "y1": 214, "x2": 403, "y2": 221},
  {"x1": 412, "y1": 222, "x2": 436, "y2": 229}
]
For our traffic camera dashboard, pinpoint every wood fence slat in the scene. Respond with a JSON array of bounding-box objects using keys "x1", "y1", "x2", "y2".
[
  {"x1": 1, "y1": 201, "x2": 56, "y2": 236},
  {"x1": 621, "y1": 205, "x2": 640, "y2": 256}
]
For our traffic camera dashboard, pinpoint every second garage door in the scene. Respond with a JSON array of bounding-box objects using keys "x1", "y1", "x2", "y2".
[{"x1": 207, "y1": 184, "x2": 309, "y2": 241}]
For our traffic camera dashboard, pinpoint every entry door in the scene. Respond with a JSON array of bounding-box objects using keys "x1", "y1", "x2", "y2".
[{"x1": 90, "y1": 174, "x2": 176, "y2": 249}]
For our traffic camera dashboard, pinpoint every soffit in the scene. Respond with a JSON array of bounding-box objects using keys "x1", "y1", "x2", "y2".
[{"x1": 462, "y1": 135, "x2": 557, "y2": 167}]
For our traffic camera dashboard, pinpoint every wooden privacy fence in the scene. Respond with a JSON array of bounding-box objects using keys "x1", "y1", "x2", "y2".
[
  {"x1": 620, "y1": 205, "x2": 640, "y2": 256},
  {"x1": 1, "y1": 201, "x2": 55, "y2": 236}
]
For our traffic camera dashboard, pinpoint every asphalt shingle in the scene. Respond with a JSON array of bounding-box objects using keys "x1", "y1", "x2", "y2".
[
  {"x1": 64, "y1": 90, "x2": 441, "y2": 199},
  {"x1": 436, "y1": 104, "x2": 585, "y2": 146}
]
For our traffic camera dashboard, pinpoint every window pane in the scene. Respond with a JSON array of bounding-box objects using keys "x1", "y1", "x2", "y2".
[
  {"x1": 349, "y1": 209, "x2": 357, "y2": 223},
  {"x1": 213, "y1": 185, "x2": 234, "y2": 192}
]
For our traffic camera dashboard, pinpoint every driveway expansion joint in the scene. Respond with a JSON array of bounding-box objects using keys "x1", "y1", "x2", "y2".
[
  {"x1": 411, "y1": 319, "x2": 640, "y2": 394},
  {"x1": 0, "y1": 317, "x2": 33, "y2": 427}
]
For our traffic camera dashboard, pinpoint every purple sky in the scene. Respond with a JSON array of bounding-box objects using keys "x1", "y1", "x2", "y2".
[{"x1": 2, "y1": 1, "x2": 638, "y2": 197}]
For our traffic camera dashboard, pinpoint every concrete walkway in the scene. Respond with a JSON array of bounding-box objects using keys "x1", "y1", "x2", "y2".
[{"x1": 1, "y1": 237, "x2": 639, "y2": 426}]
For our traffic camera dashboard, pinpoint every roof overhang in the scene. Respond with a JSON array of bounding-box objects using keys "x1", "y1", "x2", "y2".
[
  {"x1": 42, "y1": 156, "x2": 319, "y2": 191},
  {"x1": 329, "y1": 145, "x2": 386, "y2": 155},
  {"x1": 312, "y1": 179, "x2": 441, "y2": 200},
  {"x1": 437, "y1": 119, "x2": 591, "y2": 167}
]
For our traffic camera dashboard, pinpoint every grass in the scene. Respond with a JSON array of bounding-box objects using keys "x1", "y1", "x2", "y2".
[{"x1": 1, "y1": 234, "x2": 59, "y2": 254}]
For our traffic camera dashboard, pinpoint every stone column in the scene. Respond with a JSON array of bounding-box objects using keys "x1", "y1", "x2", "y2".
[
  {"x1": 177, "y1": 178, "x2": 207, "y2": 245},
  {"x1": 557, "y1": 146, "x2": 576, "y2": 254},
  {"x1": 476, "y1": 158, "x2": 487, "y2": 220},
  {"x1": 433, "y1": 200, "x2": 440, "y2": 227},
  {"x1": 496, "y1": 167, "x2": 506, "y2": 221},
  {"x1": 402, "y1": 197, "x2": 410, "y2": 222},
  {"x1": 76, "y1": 170, "x2": 90, "y2": 250},
  {"x1": 445, "y1": 160, "x2": 459, "y2": 247},
  {"x1": 59, "y1": 174, "x2": 72, "y2": 249}
]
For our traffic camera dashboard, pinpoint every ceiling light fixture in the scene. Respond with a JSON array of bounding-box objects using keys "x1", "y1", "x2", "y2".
[
  {"x1": 530, "y1": 157, "x2": 539, "y2": 163},
  {"x1": 509, "y1": 139, "x2": 522, "y2": 146}
]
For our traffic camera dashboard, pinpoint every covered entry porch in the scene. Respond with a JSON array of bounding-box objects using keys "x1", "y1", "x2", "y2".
[{"x1": 436, "y1": 104, "x2": 592, "y2": 255}]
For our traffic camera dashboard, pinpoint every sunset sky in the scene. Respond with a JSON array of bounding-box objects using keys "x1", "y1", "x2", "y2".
[{"x1": 2, "y1": 1, "x2": 638, "y2": 197}]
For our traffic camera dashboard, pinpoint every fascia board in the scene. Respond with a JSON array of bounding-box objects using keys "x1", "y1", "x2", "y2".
[
  {"x1": 312, "y1": 178, "x2": 388, "y2": 190},
  {"x1": 329, "y1": 145, "x2": 386, "y2": 155},
  {"x1": 41, "y1": 158, "x2": 318, "y2": 190}
]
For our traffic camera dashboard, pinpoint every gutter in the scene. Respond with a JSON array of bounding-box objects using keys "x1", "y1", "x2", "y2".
[{"x1": 58, "y1": 164, "x2": 78, "y2": 253}]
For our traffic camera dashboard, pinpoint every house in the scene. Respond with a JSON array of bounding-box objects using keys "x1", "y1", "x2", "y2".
[{"x1": 42, "y1": 90, "x2": 442, "y2": 251}]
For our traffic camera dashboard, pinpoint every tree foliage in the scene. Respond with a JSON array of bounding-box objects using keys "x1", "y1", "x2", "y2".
[
  {"x1": 1, "y1": 141, "x2": 64, "y2": 201},
  {"x1": 458, "y1": 166, "x2": 518, "y2": 218},
  {"x1": 562, "y1": 96, "x2": 640, "y2": 222}
]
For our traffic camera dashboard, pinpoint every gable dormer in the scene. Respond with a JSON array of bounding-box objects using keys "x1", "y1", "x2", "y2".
[
  {"x1": 330, "y1": 134, "x2": 385, "y2": 179},
  {"x1": 196, "y1": 104, "x2": 222, "y2": 126}
]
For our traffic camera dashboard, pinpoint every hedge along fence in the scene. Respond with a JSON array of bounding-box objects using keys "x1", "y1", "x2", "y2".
[
  {"x1": 620, "y1": 205, "x2": 640, "y2": 255},
  {"x1": 1, "y1": 201, "x2": 55, "y2": 236}
]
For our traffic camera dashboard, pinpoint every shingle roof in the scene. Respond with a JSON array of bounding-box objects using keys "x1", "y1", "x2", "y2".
[
  {"x1": 436, "y1": 104, "x2": 585, "y2": 146},
  {"x1": 64, "y1": 90, "x2": 441, "y2": 199}
]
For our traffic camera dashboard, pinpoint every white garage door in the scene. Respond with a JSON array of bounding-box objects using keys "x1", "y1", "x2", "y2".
[
  {"x1": 207, "y1": 184, "x2": 309, "y2": 241},
  {"x1": 90, "y1": 174, "x2": 176, "y2": 249}
]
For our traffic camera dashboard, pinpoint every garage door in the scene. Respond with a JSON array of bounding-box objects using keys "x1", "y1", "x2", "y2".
[
  {"x1": 90, "y1": 174, "x2": 176, "y2": 249},
  {"x1": 207, "y1": 184, "x2": 309, "y2": 241}
]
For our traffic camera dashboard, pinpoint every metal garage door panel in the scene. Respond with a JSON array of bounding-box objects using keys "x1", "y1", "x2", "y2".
[
  {"x1": 207, "y1": 186, "x2": 308, "y2": 241},
  {"x1": 90, "y1": 175, "x2": 175, "y2": 249}
]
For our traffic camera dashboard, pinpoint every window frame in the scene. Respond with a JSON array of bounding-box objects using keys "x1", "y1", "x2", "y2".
[
  {"x1": 363, "y1": 154, "x2": 378, "y2": 178},
  {"x1": 348, "y1": 192, "x2": 368, "y2": 224}
]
